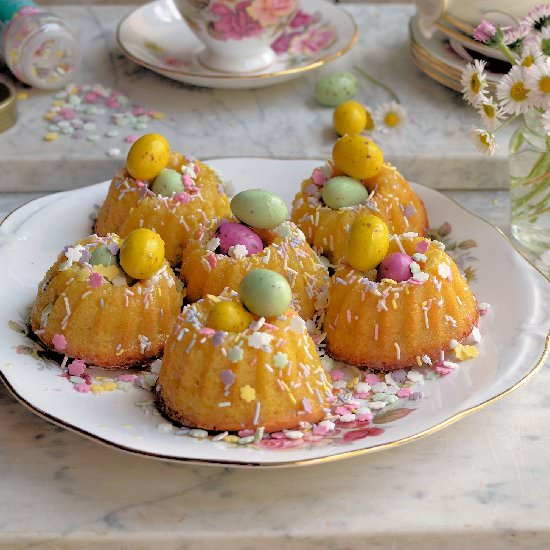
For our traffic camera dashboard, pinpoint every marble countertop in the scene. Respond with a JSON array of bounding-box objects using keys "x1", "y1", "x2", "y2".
[
  {"x1": 1, "y1": 190, "x2": 549, "y2": 548},
  {"x1": 0, "y1": 3, "x2": 513, "y2": 192}
]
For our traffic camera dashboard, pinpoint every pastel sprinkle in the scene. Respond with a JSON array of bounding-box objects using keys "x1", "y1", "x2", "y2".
[
  {"x1": 88, "y1": 271, "x2": 104, "y2": 288},
  {"x1": 68, "y1": 359, "x2": 86, "y2": 376},
  {"x1": 52, "y1": 333, "x2": 67, "y2": 351},
  {"x1": 43, "y1": 132, "x2": 59, "y2": 142}
]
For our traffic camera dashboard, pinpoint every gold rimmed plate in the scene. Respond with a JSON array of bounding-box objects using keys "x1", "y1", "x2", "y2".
[
  {"x1": 116, "y1": 0, "x2": 358, "y2": 89},
  {"x1": 0, "y1": 158, "x2": 548, "y2": 467}
]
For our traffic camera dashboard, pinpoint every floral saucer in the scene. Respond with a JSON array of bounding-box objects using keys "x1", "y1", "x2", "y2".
[{"x1": 116, "y1": 0, "x2": 358, "y2": 89}]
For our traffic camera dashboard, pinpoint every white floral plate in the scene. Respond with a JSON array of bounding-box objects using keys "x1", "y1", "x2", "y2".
[
  {"x1": 116, "y1": 0, "x2": 357, "y2": 89},
  {"x1": 0, "y1": 158, "x2": 548, "y2": 467}
]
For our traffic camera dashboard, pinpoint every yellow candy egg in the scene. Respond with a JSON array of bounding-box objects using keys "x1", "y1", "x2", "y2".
[
  {"x1": 346, "y1": 215, "x2": 390, "y2": 271},
  {"x1": 208, "y1": 301, "x2": 253, "y2": 332},
  {"x1": 332, "y1": 135, "x2": 384, "y2": 180},
  {"x1": 126, "y1": 134, "x2": 171, "y2": 181},
  {"x1": 119, "y1": 228, "x2": 165, "y2": 279},
  {"x1": 333, "y1": 100, "x2": 367, "y2": 136}
]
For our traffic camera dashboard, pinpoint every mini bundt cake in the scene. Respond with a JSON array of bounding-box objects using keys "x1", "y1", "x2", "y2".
[
  {"x1": 30, "y1": 230, "x2": 183, "y2": 368},
  {"x1": 95, "y1": 133, "x2": 231, "y2": 265},
  {"x1": 181, "y1": 190, "x2": 330, "y2": 320},
  {"x1": 157, "y1": 271, "x2": 332, "y2": 432},
  {"x1": 291, "y1": 136, "x2": 428, "y2": 264},
  {"x1": 324, "y1": 230, "x2": 479, "y2": 370}
]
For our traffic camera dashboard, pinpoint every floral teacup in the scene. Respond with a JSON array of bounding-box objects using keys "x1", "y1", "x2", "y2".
[{"x1": 173, "y1": 0, "x2": 298, "y2": 73}]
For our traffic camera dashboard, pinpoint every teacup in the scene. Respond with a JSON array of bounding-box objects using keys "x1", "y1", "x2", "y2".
[{"x1": 173, "y1": 0, "x2": 298, "y2": 73}]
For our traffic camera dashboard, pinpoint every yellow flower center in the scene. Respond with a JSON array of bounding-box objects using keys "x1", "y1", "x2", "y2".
[
  {"x1": 522, "y1": 55, "x2": 535, "y2": 67},
  {"x1": 384, "y1": 112, "x2": 400, "y2": 127},
  {"x1": 480, "y1": 133, "x2": 491, "y2": 148},
  {"x1": 470, "y1": 74, "x2": 481, "y2": 94},
  {"x1": 482, "y1": 103, "x2": 495, "y2": 118},
  {"x1": 539, "y1": 75, "x2": 550, "y2": 94},
  {"x1": 510, "y1": 81, "x2": 528, "y2": 101}
]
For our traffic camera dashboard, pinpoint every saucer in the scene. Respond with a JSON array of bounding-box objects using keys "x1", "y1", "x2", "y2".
[{"x1": 116, "y1": 0, "x2": 358, "y2": 89}]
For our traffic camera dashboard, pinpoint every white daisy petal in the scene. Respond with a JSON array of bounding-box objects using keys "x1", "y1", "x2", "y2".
[
  {"x1": 542, "y1": 110, "x2": 550, "y2": 136},
  {"x1": 375, "y1": 101, "x2": 407, "y2": 131},
  {"x1": 470, "y1": 128, "x2": 497, "y2": 156},
  {"x1": 461, "y1": 60, "x2": 488, "y2": 106},
  {"x1": 525, "y1": 57, "x2": 550, "y2": 109},
  {"x1": 477, "y1": 97, "x2": 504, "y2": 131},
  {"x1": 523, "y1": 5, "x2": 550, "y2": 33},
  {"x1": 496, "y1": 65, "x2": 532, "y2": 115}
]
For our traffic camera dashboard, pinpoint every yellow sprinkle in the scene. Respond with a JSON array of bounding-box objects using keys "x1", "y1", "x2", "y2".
[
  {"x1": 380, "y1": 278, "x2": 397, "y2": 285},
  {"x1": 116, "y1": 348, "x2": 125, "y2": 356},
  {"x1": 90, "y1": 384, "x2": 104, "y2": 393},
  {"x1": 240, "y1": 385, "x2": 256, "y2": 402},
  {"x1": 151, "y1": 111, "x2": 165, "y2": 120},
  {"x1": 391, "y1": 300, "x2": 397, "y2": 309},
  {"x1": 43, "y1": 132, "x2": 59, "y2": 142},
  {"x1": 287, "y1": 391, "x2": 297, "y2": 405},
  {"x1": 416, "y1": 356, "x2": 422, "y2": 367},
  {"x1": 122, "y1": 423, "x2": 134, "y2": 429},
  {"x1": 422, "y1": 301, "x2": 428, "y2": 307},
  {"x1": 95, "y1": 376, "x2": 107, "y2": 380},
  {"x1": 347, "y1": 376, "x2": 360, "y2": 389},
  {"x1": 52, "y1": 99, "x2": 65, "y2": 107},
  {"x1": 101, "y1": 381, "x2": 118, "y2": 391},
  {"x1": 224, "y1": 435, "x2": 239, "y2": 443},
  {"x1": 43, "y1": 112, "x2": 56, "y2": 121},
  {"x1": 207, "y1": 294, "x2": 221, "y2": 303},
  {"x1": 16, "y1": 91, "x2": 28, "y2": 100},
  {"x1": 454, "y1": 344, "x2": 479, "y2": 361}
]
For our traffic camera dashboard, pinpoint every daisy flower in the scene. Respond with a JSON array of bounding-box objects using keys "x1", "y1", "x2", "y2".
[
  {"x1": 525, "y1": 26, "x2": 550, "y2": 58},
  {"x1": 496, "y1": 65, "x2": 532, "y2": 114},
  {"x1": 525, "y1": 57, "x2": 550, "y2": 108},
  {"x1": 376, "y1": 101, "x2": 407, "y2": 131},
  {"x1": 523, "y1": 4, "x2": 550, "y2": 33},
  {"x1": 473, "y1": 20, "x2": 497, "y2": 44},
  {"x1": 542, "y1": 107, "x2": 550, "y2": 135},
  {"x1": 461, "y1": 60, "x2": 488, "y2": 106},
  {"x1": 477, "y1": 97, "x2": 503, "y2": 131},
  {"x1": 504, "y1": 24, "x2": 529, "y2": 52},
  {"x1": 470, "y1": 128, "x2": 497, "y2": 156}
]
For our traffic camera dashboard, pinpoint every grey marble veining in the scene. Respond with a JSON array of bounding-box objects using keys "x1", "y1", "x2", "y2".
[
  {"x1": 0, "y1": 3, "x2": 513, "y2": 192},
  {"x1": 0, "y1": 190, "x2": 548, "y2": 548}
]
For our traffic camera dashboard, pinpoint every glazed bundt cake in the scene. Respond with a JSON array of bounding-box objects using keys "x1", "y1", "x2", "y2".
[
  {"x1": 30, "y1": 230, "x2": 183, "y2": 368},
  {"x1": 157, "y1": 271, "x2": 332, "y2": 432},
  {"x1": 181, "y1": 189, "x2": 330, "y2": 320},
  {"x1": 95, "y1": 133, "x2": 231, "y2": 265}
]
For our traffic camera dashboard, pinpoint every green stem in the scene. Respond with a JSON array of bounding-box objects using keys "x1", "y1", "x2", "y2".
[
  {"x1": 511, "y1": 150, "x2": 550, "y2": 210},
  {"x1": 353, "y1": 66, "x2": 400, "y2": 103},
  {"x1": 496, "y1": 41, "x2": 517, "y2": 64}
]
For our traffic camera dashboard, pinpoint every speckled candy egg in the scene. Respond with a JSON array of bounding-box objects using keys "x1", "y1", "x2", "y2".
[
  {"x1": 231, "y1": 189, "x2": 288, "y2": 230},
  {"x1": 332, "y1": 135, "x2": 384, "y2": 180},
  {"x1": 314, "y1": 72, "x2": 358, "y2": 107},
  {"x1": 119, "y1": 228, "x2": 165, "y2": 279},
  {"x1": 126, "y1": 133, "x2": 170, "y2": 181},
  {"x1": 377, "y1": 252, "x2": 413, "y2": 282},
  {"x1": 322, "y1": 176, "x2": 368, "y2": 209},
  {"x1": 216, "y1": 222, "x2": 263, "y2": 256},
  {"x1": 151, "y1": 168, "x2": 184, "y2": 197},
  {"x1": 89, "y1": 244, "x2": 116, "y2": 267},
  {"x1": 346, "y1": 215, "x2": 390, "y2": 271},
  {"x1": 208, "y1": 301, "x2": 253, "y2": 332},
  {"x1": 239, "y1": 269, "x2": 292, "y2": 318}
]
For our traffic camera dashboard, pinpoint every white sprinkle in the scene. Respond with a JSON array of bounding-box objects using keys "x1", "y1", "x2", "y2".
[
  {"x1": 253, "y1": 401, "x2": 261, "y2": 425},
  {"x1": 218, "y1": 402, "x2": 231, "y2": 407},
  {"x1": 212, "y1": 431, "x2": 229, "y2": 441}
]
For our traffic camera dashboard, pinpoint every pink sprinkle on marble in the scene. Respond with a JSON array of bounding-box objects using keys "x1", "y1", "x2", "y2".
[
  {"x1": 74, "y1": 383, "x2": 90, "y2": 393},
  {"x1": 84, "y1": 92, "x2": 98, "y2": 103},
  {"x1": 106, "y1": 99, "x2": 120, "y2": 110},
  {"x1": 331, "y1": 369, "x2": 344, "y2": 381},
  {"x1": 124, "y1": 134, "x2": 139, "y2": 144},
  {"x1": 396, "y1": 388, "x2": 411, "y2": 398},
  {"x1": 132, "y1": 107, "x2": 146, "y2": 116},
  {"x1": 355, "y1": 392, "x2": 370, "y2": 399},
  {"x1": 365, "y1": 373, "x2": 380, "y2": 385},
  {"x1": 59, "y1": 108, "x2": 75, "y2": 120},
  {"x1": 311, "y1": 168, "x2": 328, "y2": 186},
  {"x1": 68, "y1": 359, "x2": 86, "y2": 376},
  {"x1": 415, "y1": 240, "x2": 429, "y2": 253},
  {"x1": 52, "y1": 333, "x2": 67, "y2": 352},
  {"x1": 194, "y1": 164, "x2": 200, "y2": 176},
  {"x1": 89, "y1": 271, "x2": 104, "y2": 289}
]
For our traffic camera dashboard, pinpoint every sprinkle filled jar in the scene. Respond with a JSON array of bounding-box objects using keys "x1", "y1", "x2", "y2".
[{"x1": 1, "y1": 1, "x2": 79, "y2": 89}]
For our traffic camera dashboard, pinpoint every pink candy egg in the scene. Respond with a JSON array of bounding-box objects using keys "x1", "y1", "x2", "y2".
[
  {"x1": 377, "y1": 252, "x2": 413, "y2": 282},
  {"x1": 216, "y1": 222, "x2": 263, "y2": 256}
]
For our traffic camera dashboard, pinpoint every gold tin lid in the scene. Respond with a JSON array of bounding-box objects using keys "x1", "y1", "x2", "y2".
[{"x1": 0, "y1": 78, "x2": 17, "y2": 133}]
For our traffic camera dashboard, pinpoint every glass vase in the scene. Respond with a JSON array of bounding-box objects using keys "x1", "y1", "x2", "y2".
[{"x1": 508, "y1": 111, "x2": 550, "y2": 256}]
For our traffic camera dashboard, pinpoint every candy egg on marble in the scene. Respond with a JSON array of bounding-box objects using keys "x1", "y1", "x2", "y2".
[
  {"x1": 333, "y1": 100, "x2": 367, "y2": 136},
  {"x1": 151, "y1": 168, "x2": 184, "y2": 197},
  {"x1": 314, "y1": 72, "x2": 358, "y2": 107},
  {"x1": 231, "y1": 189, "x2": 288, "y2": 230},
  {"x1": 126, "y1": 133, "x2": 170, "y2": 181},
  {"x1": 346, "y1": 215, "x2": 390, "y2": 271},
  {"x1": 239, "y1": 269, "x2": 292, "y2": 318},
  {"x1": 208, "y1": 301, "x2": 253, "y2": 332},
  {"x1": 119, "y1": 228, "x2": 165, "y2": 279},
  {"x1": 321, "y1": 176, "x2": 368, "y2": 209},
  {"x1": 332, "y1": 135, "x2": 384, "y2": 180},
  {"x1": 89, "y1": 244, "x2": 116, "y2": 267},
  {"x1": 377, "y1": 252, "x2": 413, "y2": 282},
  {"x1": 216, "y1": 222, "x2": 263, "y2": 256}
]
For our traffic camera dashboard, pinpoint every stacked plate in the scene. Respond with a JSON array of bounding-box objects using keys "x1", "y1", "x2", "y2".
[{"x1": 409, "y1": 13, "x2": 507, "y2": 92}]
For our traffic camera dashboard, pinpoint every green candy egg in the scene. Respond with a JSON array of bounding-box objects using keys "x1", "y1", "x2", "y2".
[
  {"x1": 151, "y1": 168, "x2": 184, "y2": 197},
  {"x1": 322, "y1": 176, "x2": 368, "y2": 209},
  {"x1": 231, "y1": 189, "x2": 288, "y2": 229},
  {"x1": 314, "y1": 72, "x2": 358, "y2": 107},
  {"x1": 89, "y1": 245, "x2": 116, "y2": 266},
  {"x1": 239, "y1": 269, "x2": 292, "y2": 318}
]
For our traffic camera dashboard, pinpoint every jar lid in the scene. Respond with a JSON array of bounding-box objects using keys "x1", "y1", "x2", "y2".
[{"x1": 0, "y1": 78, "x2": 17, "y2": 133}]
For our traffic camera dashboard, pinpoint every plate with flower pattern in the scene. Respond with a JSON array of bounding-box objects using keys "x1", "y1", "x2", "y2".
[{"x1": 0, "y1": 158, "x2": 548, "y2": 467}]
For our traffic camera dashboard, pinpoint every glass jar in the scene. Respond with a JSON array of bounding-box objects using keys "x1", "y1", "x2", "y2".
[
  {"x1": 2, "y1": 5, "x2": 79, "y2": 89},
  {"x1": 508, "y1": 110, "x2": 550, "y2": 256}
]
